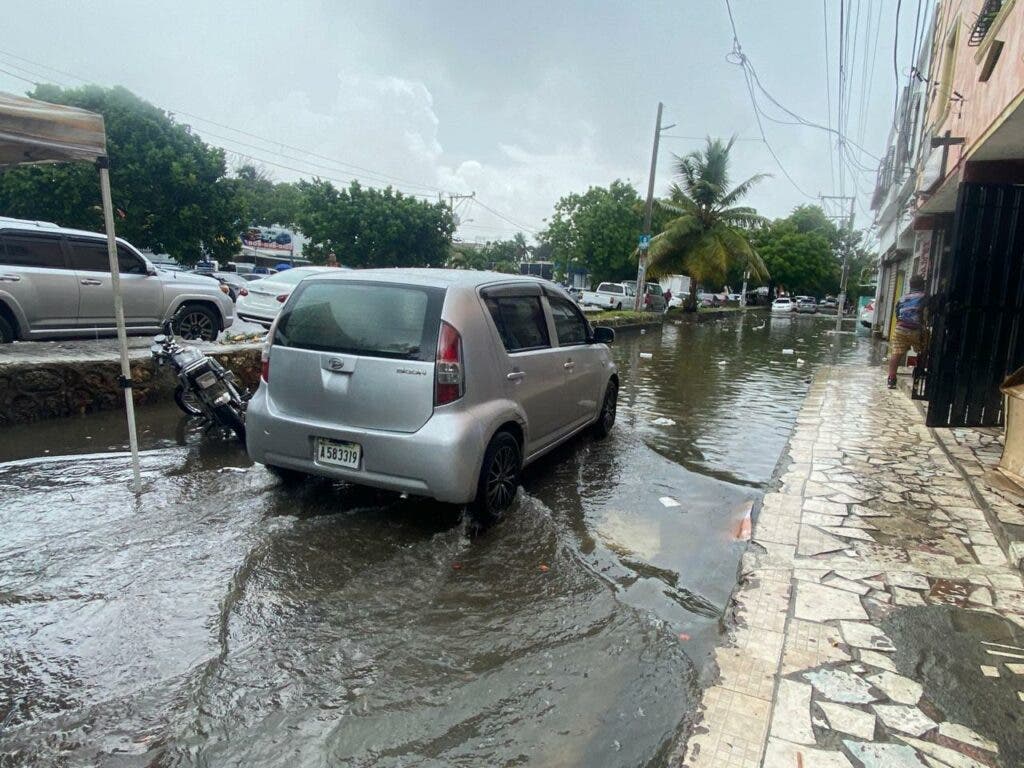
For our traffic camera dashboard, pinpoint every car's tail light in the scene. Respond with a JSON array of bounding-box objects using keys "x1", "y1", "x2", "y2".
[
  {"x1": 435, "y1": 321, "x2": 464, "y2": 406},
  {"x1": 260, "y1": 345, "x2": 270, "y2": 382},
  {"x1": 219, "y1": 284, "x2": 230, "y2": 295},
  {"x1": 239, "y1": 287, "x2": 249, "y2": 297},
  {"x1": 276, "y1": 294, "x2": 289, "y2": 303}
]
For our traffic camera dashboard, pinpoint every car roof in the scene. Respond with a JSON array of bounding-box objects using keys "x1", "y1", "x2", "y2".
[{"x1": 307, "y1": 267, "x2": 558, "y2": 291}]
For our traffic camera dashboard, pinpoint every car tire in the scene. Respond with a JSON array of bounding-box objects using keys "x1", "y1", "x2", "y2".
[
  {"x1": 593, "y1": 379, "x2": 618, "y2": 438},
  {"x1": 174, "y1": 304, "x2": 220, "y2": 342},
  {"x1": 615, "y1": 302, "x2": 622, "y2": 310},
  {"x1": 471, "y1": 431, "x2": 521, "y2": 523},
  {"x1": 0, "y1": 314, "x2": 15, "y2": 344}
]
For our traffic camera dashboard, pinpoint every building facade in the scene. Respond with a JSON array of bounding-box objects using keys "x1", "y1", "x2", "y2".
[{"x1": 874, "y1": 0, "x2": 1024, "y2": 427}]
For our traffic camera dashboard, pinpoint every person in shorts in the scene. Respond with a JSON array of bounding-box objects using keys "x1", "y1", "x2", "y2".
[{"x1": 887, "y1": 274, "x2": 927, "y2": 389}]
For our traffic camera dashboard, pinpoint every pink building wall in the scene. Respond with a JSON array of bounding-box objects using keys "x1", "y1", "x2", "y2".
[{"x1": 926, "y1": 0, "x2": 1024, "y2": 167}]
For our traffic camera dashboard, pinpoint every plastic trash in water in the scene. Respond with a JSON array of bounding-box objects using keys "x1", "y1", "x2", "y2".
[
  {"x1": 659, "y1": 496, "x2": 681, "y2": 508},
  {"x1": 796, "y1": 358, "x2": 805, "y2": 366},
  {"x1": 640, "y1": 329, "x2": 646, "y2": 334},
  {"x1": 782, "y1": 348, "x2": 795, "y2": 355},
  {"x1": 718, "y1": 360, "x2": 727, "y2": 366},
  {"x1": 639, "y1": 352, "x2": 653, "y2": 359},
  {"x1": 652, "y1": 417, "x2": 676, "y2": 426}
]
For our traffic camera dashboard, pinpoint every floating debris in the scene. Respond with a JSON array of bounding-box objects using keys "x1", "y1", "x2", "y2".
[
  {"x1": 639, "y1": 352, "x2": 653, "y2": 359},
  {"x1": 797, "y1": 358, "x2": 805, "y2": 367},
  {"x1": 652, "y1": 417, "x2": 676, "y2": 426},
  {"x1": 659, "y1": 496, "x2": 681, "y2": 508},
  {"x1": 718, "y1": 360, "x2": 727, "y2": 366},
  {"x1": 782, "y1": 349, "x2": 795, "y2": 355}
]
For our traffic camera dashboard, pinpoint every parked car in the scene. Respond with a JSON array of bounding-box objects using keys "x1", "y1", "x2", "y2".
[
  {"x1": 819, "y1": 297, "x2": 838, "y2": 311},
  {"x1": 580, "y1": 281, "x2": 634, "y2": 310},
  {"x1": 860, "y1": 299, "x2": 875, "y2": 328},
  {"x1": 642, "y1": 282, "x2": 667, "y2": 311},
  {"x1": 207, "y1": 271, "x2": 250, "y2": 301},
  {"x1": 234, "y1": 266, "x2": 342, "y2": 326},
  {"x1": 771, "y1": 297, "x2": 795, "y2": 313},
  {"x1": 727, "y1": 293, "x2": 741, "y2": 302},
  {"x1": 795, "y1": 296, "x2": 817, "y2": 314},
  {"x1": 0, "y1": 216, "x2": 234, "y2": 342},
  {"x1": 246, "y1": 270, "x2": 619, "y2": 520}
]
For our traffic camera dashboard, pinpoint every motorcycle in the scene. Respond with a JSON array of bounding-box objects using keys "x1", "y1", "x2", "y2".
[{"x1": 151, "y1": 311, "x2": 249, "y2": 440}]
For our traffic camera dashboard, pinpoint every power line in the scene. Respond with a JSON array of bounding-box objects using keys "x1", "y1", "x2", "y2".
[
  {"x1": 891, "y1": 0, "x2": 904, "y2": 133},
  {"x1": 822, "y1": 0, "x2": 836, "y2": 195},
  {"x1": 469, "y1": 198, "x2": 537, "y2": 234}
]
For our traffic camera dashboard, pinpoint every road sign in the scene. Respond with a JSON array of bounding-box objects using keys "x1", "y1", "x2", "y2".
[{"x1": 638, "y1": 234, "x2": 651, "y2": 250}]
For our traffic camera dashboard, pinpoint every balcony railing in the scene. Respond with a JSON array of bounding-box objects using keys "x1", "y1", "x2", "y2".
[{"x1": 969, "y1": 0, "x2": 1003, "y2": 46}]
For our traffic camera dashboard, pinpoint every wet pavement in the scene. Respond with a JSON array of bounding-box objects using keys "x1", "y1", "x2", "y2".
[
  {"x1": 0, "y1": 313, "x2": 869, "y2": 767},
  {"x1": 683, "y1": 363, "x2": 1024, "y2": 768}
]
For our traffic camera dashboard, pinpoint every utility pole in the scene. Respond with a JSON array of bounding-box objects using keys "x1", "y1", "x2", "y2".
[
  {"x1": 835, "y1": 196, "x2": 855, "y2": 334},
  {"x1": 634, "y1": 102, "x2": 674, "y2": 310}
]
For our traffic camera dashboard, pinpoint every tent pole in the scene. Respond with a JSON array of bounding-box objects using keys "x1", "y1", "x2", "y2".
[{"x1": 98, "y1": 160, "x2": 142, "y2": 493}]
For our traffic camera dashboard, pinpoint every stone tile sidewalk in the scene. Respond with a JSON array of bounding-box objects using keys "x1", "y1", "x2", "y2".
[{"x1": 679, "y1": 364, "x2": 1024, "y2": 768}]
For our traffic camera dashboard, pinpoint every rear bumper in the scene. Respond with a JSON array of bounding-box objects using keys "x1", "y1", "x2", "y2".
[{"x1": 245, "y1": 388, "x2": 488, "y2": 503}]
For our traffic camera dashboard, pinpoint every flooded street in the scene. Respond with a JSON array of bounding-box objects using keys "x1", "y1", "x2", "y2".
[{"x1": 1, "y1": 313, "x2": 871, "y2": 767}]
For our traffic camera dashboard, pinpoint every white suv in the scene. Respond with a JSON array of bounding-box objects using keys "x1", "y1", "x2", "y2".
[{"x1": 0, "y1": 217, "x2": 234, "y2": 342}]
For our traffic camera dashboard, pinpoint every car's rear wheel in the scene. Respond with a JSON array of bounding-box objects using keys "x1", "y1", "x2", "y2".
[
  {"x1": 593, "y1": 379, "x2": 618, "y2": 438},
  {"x1": 175, "y1": 304, "x2": 219, "y2": 341},
  {"x1": 615, "y1": 302, "x2": 622, "y2": 310},
  {"x1": 0, "y1": 314, "x2": 14, "y2": 344},
  {"x1": 471, "y1": 431, "x2": 521, "y2": 523}
]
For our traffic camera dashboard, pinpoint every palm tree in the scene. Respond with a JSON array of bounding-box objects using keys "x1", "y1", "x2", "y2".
[{"x1": 647, "y1": 137, "x2": 769, "y2": 309}]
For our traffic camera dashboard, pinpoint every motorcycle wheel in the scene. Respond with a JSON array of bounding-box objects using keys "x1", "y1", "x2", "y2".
[
  {"x1": 215, "y1": 403, "x2": 246, "y2": 441},
  {"x1": 174, "y1": 385, "x2": 204, "y2": 417}
]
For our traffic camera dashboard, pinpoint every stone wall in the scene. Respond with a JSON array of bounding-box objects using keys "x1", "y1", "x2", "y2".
[{"x1": 0, "y1": 345, "x2": 262, "y2": 426}]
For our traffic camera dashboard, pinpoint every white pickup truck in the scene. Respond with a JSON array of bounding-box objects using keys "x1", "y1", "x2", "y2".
[{"x1": 580, "y1": 281, "x2": 635, "y2": 310}]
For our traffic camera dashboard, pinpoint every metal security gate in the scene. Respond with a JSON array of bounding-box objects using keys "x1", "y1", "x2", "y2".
[{"x1": 926, "y1": 183, "x2": 1024, "y2": 427}]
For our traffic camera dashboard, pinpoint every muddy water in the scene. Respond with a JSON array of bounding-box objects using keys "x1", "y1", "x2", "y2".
[{"x1": 0, "y1": 313, "x2": 869, "y2": 767}]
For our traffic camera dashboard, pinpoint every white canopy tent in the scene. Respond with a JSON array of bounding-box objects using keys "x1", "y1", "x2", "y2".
[{"x1": 0, "y1": 92, "x2": 142, "y2": 491}]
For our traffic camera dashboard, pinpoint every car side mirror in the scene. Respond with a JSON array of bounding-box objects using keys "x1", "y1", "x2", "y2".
[
  {"x1": 146, "y1": 266, "x2": 158, "y2": 277},
  {"x1": 592, "y1": 326, "x2": 615, "y2": 345}
]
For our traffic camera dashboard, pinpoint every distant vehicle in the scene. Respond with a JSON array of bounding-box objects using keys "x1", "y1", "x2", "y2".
[
  {"x1": 663, "y1": 274, "x2": 692, "y2": 305},
  {"x1": 819, "y1": 297, "x2": 838, "y2": 311},
  {"x1": 698, "y1": 292, "x2": 724, "y2": 307},
  {"x1": 205, "y1": 271, "x2": 250, "y2": 302},
  {"x1": 727, "y1": 293, "x2": 741, "y2": 302},
  {"x1": 240, "y1": 273, "x2": 266, "y2": 282},
  {"x1": 860, "y1": 299, "x2": 875, "y2": 328},
  {"x1": 580, "y1": 281, "x2": 635, "y2": 310},
  {"x1": 772, "y1": 297, "x2": 795, "y2": 313},
  {"x1": 246, "y1": 270, "x2": 619, "y2": 520},
  {"x1": 234, "y1": 266, "x2": 342, "y2": 326},
  {"x1": 0, "y1": 216, "x2": 234, "y2": 342},
  {"x1": 274, "y1": 232, "x2": 292, "y2": 245},
  {"x1": 642, "y1": 282, "x2": 666, "y2": 311},
  {"x1": 795, "y1": 296, "x2": 817, "y2": 314}
]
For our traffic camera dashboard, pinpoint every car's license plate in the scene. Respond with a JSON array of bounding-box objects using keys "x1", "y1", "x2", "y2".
[{"x1": 314, "y1": 437, "x2": 361, "y2": 469}]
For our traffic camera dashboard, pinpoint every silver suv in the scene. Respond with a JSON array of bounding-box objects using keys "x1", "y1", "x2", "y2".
[
  {"x1": 246, "y1": 269, "x2": 619, "y2": 519},
  {"x1": 0, "y1": 217, "x2": 234, "y2": 342}
]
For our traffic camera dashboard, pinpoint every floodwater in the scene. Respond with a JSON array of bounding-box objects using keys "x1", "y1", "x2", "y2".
[{"x1": 0, "y1": 312, "x2": 870, "y2": 767}]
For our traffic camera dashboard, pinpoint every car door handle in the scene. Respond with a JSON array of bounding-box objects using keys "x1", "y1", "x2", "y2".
[
  {"x1": 80, "y1": 279, "x2": 103, "y2": 286},
  {"x1": 506, "y1": 371, "x2": 526, "y2": 381},
  {"x1": 563, "y1": 361, "x2": 576, "y2": 370},
  {"x1": 0, "y1": 274, "x2": 21, "y2": 282}
]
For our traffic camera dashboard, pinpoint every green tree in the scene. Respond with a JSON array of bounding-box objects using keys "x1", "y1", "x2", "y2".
[
  {"x1": 448, "y1": 237, "x2": 525, "y2": 272},
  {"x1": 294, "y1": 179, "x2": 454, "y2": 267},
  {"x1": 0, "y1": 84, "x2": 242, "y2": 265},
  {"x1": 540, "y1": 180, "x2": 643, "y2": 283},
  {"x1": 232, "y1": 164, "x2": 302, "y2": 228},
  {"x1": 752, "y1": 219, "x2": 837, "y2": 297},
  {"x1": 646, "y1": 137, "x2": 769, "y2": 308}
]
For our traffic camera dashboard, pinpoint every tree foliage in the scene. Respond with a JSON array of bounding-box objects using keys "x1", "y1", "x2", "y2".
[
  {"x1": 646, "y1": 138, "x2": 768, "y2": 306},
  {"x1": 0, "y1": 85, "x2": 241, "y2": 265},
  {"x1": 231, "y1": 164, "x2": 302, "y2": 228},
  {"x1": 294, "y1": 179, "x2": 454, "y2": 267},
  {"x1": 539, "y1": 180, "x2": 643, "y2": 283}
]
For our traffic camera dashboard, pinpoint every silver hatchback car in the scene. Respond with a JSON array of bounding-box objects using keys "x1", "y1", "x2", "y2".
[{"x1": 246, "y1": 269, "x2": 619, "y2": 518}]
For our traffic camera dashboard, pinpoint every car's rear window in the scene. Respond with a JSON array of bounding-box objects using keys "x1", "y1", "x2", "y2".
[{"x1": 274, "y1": 280, "x2": 446, "y2": 361}]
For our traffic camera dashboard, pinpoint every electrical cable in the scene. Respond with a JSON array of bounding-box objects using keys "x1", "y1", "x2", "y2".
[{"x1": 823, "y1": 0, "x2": 837, "y2": 194}]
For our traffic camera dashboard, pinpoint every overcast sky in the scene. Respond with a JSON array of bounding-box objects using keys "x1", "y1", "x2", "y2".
[{"x1": 1, "y1": 1, "x2": 919, "y2": 245}]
